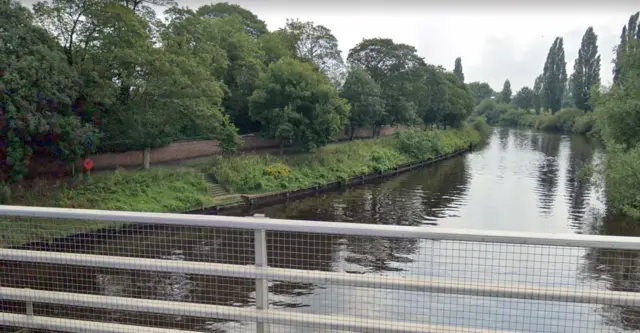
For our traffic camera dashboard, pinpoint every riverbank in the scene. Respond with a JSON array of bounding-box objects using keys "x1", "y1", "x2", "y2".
[
  {"x1": 499, "y1": 108, "x2": 599, "y2": 137},
  {"x1": 202, "y1": 127, "x2": 480, "y2": 194},
  {"x1": 1, "y1": 127, "x2": 481, "y2": 246},
  {"x1": 1, "y1": 168, "x2": 216, "y2": 246}
]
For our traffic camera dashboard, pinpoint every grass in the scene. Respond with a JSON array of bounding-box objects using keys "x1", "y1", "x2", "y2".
[
  {"x1": 1, "y1": 167, "x2": 215, "y2": 246},
  {"x1": 1, "y1": 127, "x2": 481, "y2": 246},
  {"x1": 204, "y1": 127, "x2": 481, "y2": 194}
]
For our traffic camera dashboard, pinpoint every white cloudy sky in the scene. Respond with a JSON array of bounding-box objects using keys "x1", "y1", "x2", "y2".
[{"x1": 21, "y1": 0, "x2": 639, "y2": 91}]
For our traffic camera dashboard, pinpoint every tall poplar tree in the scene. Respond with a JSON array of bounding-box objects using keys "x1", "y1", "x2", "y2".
[
  {"x1": 499, "y1": 79, "x2": 512, "y2": 104},
  {"x1": 453, "y1": 57, "x2": 464, "y2": 83},
  {"x1": 571, "y1": 27, "x2": 600, "y2": 111},
  {"x1": 613, "y1": 12, "x2": 639, "y2": 85},
  {"x1": 542, "y1": 37, "x2": 567, "y2": 113}
]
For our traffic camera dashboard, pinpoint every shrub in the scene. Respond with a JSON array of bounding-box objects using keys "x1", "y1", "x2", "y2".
[
  {"x1": 572, "y1": 112, "x2": 596, "y2": 134},
  {"x1": 499, "y1": 109, "x2": 529, "y2": 127},
  {"x1": 0, "y1": 183, "x2": 10, "y2": 204},
  {"x1": 553, "y1": 108, "x2": 584, "y2": 132},
  {"x1": 395, "y1": 128, "x2": 442, "y2": 160},
  {"x1": 604, "y1": 147, "x2": 640, "y2": 218},
  {"x1": 471, "y1": 116, "x2": 492, "y2": 137}
]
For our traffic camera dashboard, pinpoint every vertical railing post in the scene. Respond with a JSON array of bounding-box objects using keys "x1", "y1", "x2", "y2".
[
  {"x1": 25, "y1": 288, "x2": 33, "y2": 316},
  {"x1": 253, "y1": 214, "x2": 269, "y2": 333}
]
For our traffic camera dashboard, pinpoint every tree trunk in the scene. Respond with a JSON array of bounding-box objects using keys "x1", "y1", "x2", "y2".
[
  {"x1": 143, "y1": 148, "x2": 150, "y2": 169},
  {"x1": 350, "y1": 125, "x2": 356, "y2": 141},
  {"x1": 279, "y1": 142, "x2": 284, "y2": 156},
  {"x1": 372, "y1": 125, "x2": 376, "y2": 138}
]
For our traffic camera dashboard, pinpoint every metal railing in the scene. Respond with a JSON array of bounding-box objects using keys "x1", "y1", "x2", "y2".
[{"x1": 1, "y1": 205, "x2": 640, "y2": 333}]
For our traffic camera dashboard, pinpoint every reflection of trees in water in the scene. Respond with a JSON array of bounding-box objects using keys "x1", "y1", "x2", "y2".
[
  {"x1": 532, "y1": 133, "x2": 561, "y2": 216},
  {"x1": 565, "y1": 135, "x2": 597, "y2": 231},
  {"x1": 255, "y1": 154, "x2": 471, "y2": 273},
  {"x1": 511, "y1": 128, "x2": 533, "y2": 151},
  {"x1": 498, "y1": 127, "x2": 510, "y2": 151},
  {"x1": 583, "y1": 213, "x2": 640, "y2": 331}
]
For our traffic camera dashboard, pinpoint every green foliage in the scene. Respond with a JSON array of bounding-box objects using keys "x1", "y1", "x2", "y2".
[
  {"x1": 471, "y1": 116, "x2": 492, "y2": 137},
  {"x1": 533, "y1": 75, "x2": 544, "y2": 114},
  {"x1": 594, "y1": 18, "x2": 640, "y2": 219},
  {"x1": 195, "y1": 2, "x2": 268, "y2": 37},
  {"x1": 341, "y1": 68, "x2": 385, "y2": 137},
  {"x1": 50, "y1": 168, "x2": 213, "y2": 211},
  {"x1": 553, "y1": 108, "x2": 584, "y2": 132},
  {"x1": 395, "y1": 128, "x2": 442, "y2": 160},
  {"x1": 467, "y1": 81, "x2": 494, "y2": 105},
  {"x1": 443, "y1": 72, "x2": 475, "y2": 128},
  {"x1": 453, "y1": 57, "x2": 464, "y2": 83},
  {"x1": 571, "y1": 27, "x2": 601, "y2": 111},
  {"x1": 499, "y1": 109, "x2": 530, "y2": 127},
  {"x1": 0, "y1": 183, "x2": 10, "y2": 204},
  {"x1": 613, "y1": 12, "x2": 639, "y2": 85},
  {"x1": 1, "y1": 0, "x2": 100, "y2": 182},
  {"x1": 249, "y1": 57, "x2": 350, "y2": 152},
  {"x1": 542, "y1": 37, "x2": 568, "y2": 113},
  {"x1": 512, "y1": 86, "x2": 535, "y2": 110},
  {"x1": 572, "y1": 111, "x2": 596, "y2": 134},
  {"x1": 499, "y1": 80, "x2": 512, "y2": 104},
  {"x1": 282, "y1": 19, "x2": 345, "y2": 87},
  {"x1": 603, "y1": 147, "x2": 640, "y2": 218},
  {"x1": 206, "y1": 128, "x2": 480, "y2": 193}
]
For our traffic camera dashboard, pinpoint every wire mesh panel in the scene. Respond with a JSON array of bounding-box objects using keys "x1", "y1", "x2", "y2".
[{"x1": 1, "y1": 208, "x2": 640, "y2": 333}]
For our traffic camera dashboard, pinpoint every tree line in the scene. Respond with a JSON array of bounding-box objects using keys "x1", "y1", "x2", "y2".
[
  {"x1": 1, "y1": 0, "x2": 476, "y2": 183},
  {"x1": 467, "y1": 11, "x2": 640, "y2": 218}
]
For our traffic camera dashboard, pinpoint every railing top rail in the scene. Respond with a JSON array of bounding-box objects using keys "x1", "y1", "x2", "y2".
[{"x1": 2, "y1": 205, "x2": 639, "y2": 250}]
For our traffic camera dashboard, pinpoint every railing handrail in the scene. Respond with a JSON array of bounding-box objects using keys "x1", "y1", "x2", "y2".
[
  {"x1": 1, "y1": 205, "x2": 639, "y2": 249},
  {"x1": 2, "y1": 249, "x2": 639, "y2": 306}
]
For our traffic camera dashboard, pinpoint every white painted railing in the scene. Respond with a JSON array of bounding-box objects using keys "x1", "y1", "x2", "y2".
[{"x1": 1, "y1": 205, "x2": 640, "y2": 333}]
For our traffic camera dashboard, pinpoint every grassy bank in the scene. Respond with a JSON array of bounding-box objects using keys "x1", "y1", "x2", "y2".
[
  {"x1": 205, "y1": 127, "x2": 481, "y2": 194},
  {"x1": 1, "y1": 168, "x2": 215, "y2": 246},
  {"x1": 1, "y1": 127, "x2": 481, "y2": 246}
]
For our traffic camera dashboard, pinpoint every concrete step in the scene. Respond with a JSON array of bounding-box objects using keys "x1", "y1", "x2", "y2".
[{"x1": 204, "y1": 173, "x2": 229, "y2": 198}]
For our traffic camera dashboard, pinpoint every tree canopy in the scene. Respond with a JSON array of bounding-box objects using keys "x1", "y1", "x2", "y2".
[{"x1": 1, "y1": 0, "x2": 480, "y2": 182}]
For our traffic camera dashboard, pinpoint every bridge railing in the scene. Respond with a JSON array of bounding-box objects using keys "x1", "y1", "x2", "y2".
[{"x1": 1, "y1": 205, "x2": 640, "y2": 333}]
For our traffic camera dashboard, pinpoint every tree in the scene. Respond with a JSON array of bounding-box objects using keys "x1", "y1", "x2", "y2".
[
  {"x1": 571, "y1": 27, "x2": 601, "y2": 111},
  {"x1": 613, "y1": 12, "x2": 639, "y2": 85},
  {"x1": 195, "y1": 2, "x2": 267, "y2": 38},
  {"x1": 533, "y1": 75, "x2": 543, "y2": 114},
  {"x1": 283, "y1": 19, "x2": 345, "y2": 88},
  {"x1": 414, "y1": 65, "x2": 448, "y2": 128},
  {"x1": 1, "y1": 0, "x2": 99, "y2": 182},
  {"x1": 347, "y1": 38, "x2": 425, "y2": 126},
  {"x1": 340, "y1": 69, "x2": 385, "y2": 140},
  {"x1": 453, "y1": 57, "x2": 464, "y2": 83},
  {"x1": 513, "y1": 86, "x2": 535, "y2": 110},
  {"x1": 258, "y1": 30, "x2": 296, "y2": 65},
  {"x1": 249, "y1": 58, "x2": 350, "y2": 153},
  {"x1": 443, "y1": 72, "x2": 474, "y2": 128},
  {"x1": 499, "y1": 80, "x2": 512, "y2": 104},
  {"x1": 542, "y1": 37, "x2": 568, "y2": 113},
  {"x1": 467, "y1": 81, "x2": 494, "y2": 105}
]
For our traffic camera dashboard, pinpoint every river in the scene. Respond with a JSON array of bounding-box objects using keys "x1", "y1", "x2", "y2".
[{"x1": 3, "y1": 127, "x2": 640, "y2": 333}]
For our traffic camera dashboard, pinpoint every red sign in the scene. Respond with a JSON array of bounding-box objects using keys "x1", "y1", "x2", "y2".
[{"x1": 83, "y1": 158, "x2": 94, "y2": 171}]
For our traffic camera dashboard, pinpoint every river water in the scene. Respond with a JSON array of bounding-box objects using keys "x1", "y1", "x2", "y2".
[{"x1": 3, "y1": 127, "x2": 640, "y2": 333}]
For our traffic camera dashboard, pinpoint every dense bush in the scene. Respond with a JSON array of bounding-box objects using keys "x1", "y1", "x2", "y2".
[
  {"x1": 553, "y1": 108, "x2": 585, "y2": 132},
  {"x1": 0, "y1": 183, "x2": 10, "y2": 204},
  {"x1": 471, "y1": 116, "x2": 492, "y2": 137}
]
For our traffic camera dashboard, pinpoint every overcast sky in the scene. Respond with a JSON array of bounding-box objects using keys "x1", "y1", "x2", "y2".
[
  {"x1": 185, "y1": 1, "x2": 636, "y2": 92},
  {"x1": 21, "y1": 0, "x2": 639, "y2": 91}
]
